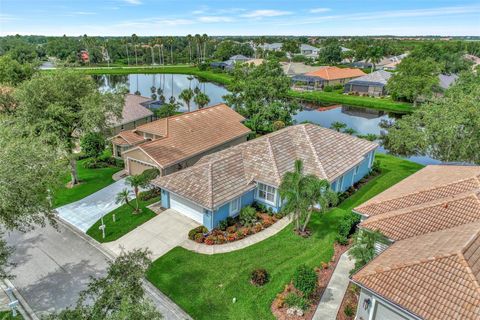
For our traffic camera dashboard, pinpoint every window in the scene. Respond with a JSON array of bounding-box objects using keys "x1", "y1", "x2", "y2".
[
  {"x1": 354, "y1": 165, "x2": 360, "y2": 175},
  {"x1": 230, "y1": 197, "x2": 241, "y2": 216},
  {"x1": 338, "y1": 175, "x2": 344, "y2": 191},
  {"x1": 257, "y1": 183, "x2": 276, "y2": 205}
]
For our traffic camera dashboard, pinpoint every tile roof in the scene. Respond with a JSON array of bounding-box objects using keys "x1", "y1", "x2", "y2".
[
  {"x1": 352, "y1": 222, "x2": 480, "y2": 320},
  {"x1": 122, "y1": 104, "x2": 251, "y2": 168},
  {"x1": 110, "y1": 94, "x2": 153, "y2": 126},
  {"x1": 346, "y1": 70, "x2": 392, "y2": 86},
  {"x1": 305, "y1": 66, "x2": 366, "y2": 81},
  {"x1": 153, "y1": 124, "x2": 378, "y2": 210}
]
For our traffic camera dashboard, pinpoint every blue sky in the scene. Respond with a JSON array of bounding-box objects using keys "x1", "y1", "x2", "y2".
[{"x1": 1, "y1": 0, "x2": 479, "y2": 36}]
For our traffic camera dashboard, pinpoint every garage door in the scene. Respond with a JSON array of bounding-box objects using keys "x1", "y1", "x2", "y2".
[
  {"x1": 128, "y1": 158, "x2": 156, "y2": 175},
  {"x1": 170, "y1": 193, "x2": 204, "y2": 224}
]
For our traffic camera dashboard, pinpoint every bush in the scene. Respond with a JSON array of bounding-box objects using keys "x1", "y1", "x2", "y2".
[
  {"x1": 293, "y1": 265, "x2": 317, "y2": 297},
  {"x1": 344, "y1": 304, "x2": 355, "y2": 317},
  {"x1": 204, "y1": 235, "x2": 216, "y2": 245},
  {"x1": 252, "y1": 201, "x2": 268, "y2": 213},
  {"x1": 336, "y1": 212, "x2": 361, "y2": 245},
  {"x1": 240, "y1": 206, "x2": 257, "y2": 226},
  {"x1": 226, "y1": 216, "x2": 235, "y2": 226},
  {"x1": 219, "y1": 219, "x2": 229, "y2": 231},
  {"x1": 81, "y1": 132, "x2": 106, "y2": 159},
  {"x1": 323, "y1": 85, "x2": 333, "y2": 92},
  {"x1": 188, "y1": 226, "x2": 208, "y2": 240},
  {"x1": 82, "y1": 157, "x2": 109, "y2": 169},
  {"x1": 194, "y1": 233, "x2": 205, "y2": 243},
  {"x1": 250, "y1": 268, "x2": 269, "y2": 286},
  {"x1": 138, "y1": 188, "x2": 161, "y2": 201},
  {"x1": 284, "y1": 292, "x2": 310, "y2": 311}
]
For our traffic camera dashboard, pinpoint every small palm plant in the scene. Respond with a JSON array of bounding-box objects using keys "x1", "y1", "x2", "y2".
[
  {"x1": 194, "y1": 92, "x2": 210, "y2": 109},
  {"x1": 343, "y1": 127, "x2": 357, "y2": 135},
  {"x1": 279, "y1": 159, "x2": 338, "y2": 234},
  {"x1": 349, "y1": 229, "x2": 388, "y2": 274},
  {"x1": 115, "y1": 188, "x2": 136, "y2": 212},
  {"x1": 179, "y1": 88, "x2": 194, "y2": 112},
  {"x1": 330, "y1": 121, "x2": 347, "y2": 132},
  {"x1": 125, "y1": 174, "x2": 148, "y2": 213}
]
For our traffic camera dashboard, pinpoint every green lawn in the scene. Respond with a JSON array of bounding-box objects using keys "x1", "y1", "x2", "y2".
[
  {"x1": 53, "y1": 159, "x2": 122, "y2": 208},
  {"x1": 146, "y1": 154, "x2": 423, "y2": 320},
  {"x1": 0, "y1": 310, "x2": 23, "y2": 320},
  {"x1": 86, "y1": 197, "x2": 158, "y2": 243}
]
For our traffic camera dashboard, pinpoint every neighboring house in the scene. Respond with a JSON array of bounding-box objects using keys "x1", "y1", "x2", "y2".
[
  {"x1": 244, "y1": 58, "x2": 264, "y2": 66},
  {"x1": 344, "y1": 70, "x2": 392, "y2": 96},
  {"x1": 438, "y1": 73, "x2": 458, "y2": 90},
  {"x1": 352, "y1": 165, "x2": 480, "y2": 320},
  {"x1": 229, "y1": 54, "x2": 250, "y2": 63},
  {"x1": 109, "y1": 94, "x2": 154, "y2": 135},
  {"x1": 280, "y1": 62, "x2": 326, "y2": 77},
  {"x1": 341, "y1": 46, "x2": 352, "y2": 52},
  {"x1": 111, "y1": 104, "x2": 251, "y2": 176},
  {"x1": 259, "y1": 43, "x2": 283, "y2": 52},
  {"x1": 292, "y1": 66, "x2": 366, "y2": 90},
  {"x1": 152, "y1": 124, "x2": 378, "y2": 228},
  {"x1": 210, "y1": 55, "x2": 251, "y2": 71},
  {"x1": 299, "y1": 44, "x2": 320, "y2": 57}
]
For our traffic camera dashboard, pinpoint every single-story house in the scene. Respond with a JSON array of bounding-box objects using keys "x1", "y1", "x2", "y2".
[
  {"x1": 108, "y1": 94, "x2": 155, "y2": 135},
  {"x1": 344, "y1": 70, "x2": 392, "y2": 96},
  {"x1": 229, "y1": 54, "x2": 250, "y2": 63},
  {"x1": 292, "y1": 66, "x2": 366, "y2": 90},
  {"x1": 258, "y1": 42, "x2": 283, "y2": 52},
  {"x1": 210, "y1": 55, "x2": 251, "y2": 71},
  {"x1": 152, "y1": 124, "x2": 378, "y2": 228},
  {"x1": 280, "y1": 62, "x2": 326, "y2": 77},
  {"x1": 111, "y1": 104, "x2": 251, "y2": 176},
  {"x1": 300, "y1": 44, "x2": 320, "y2": 57},
  {"x1": 351, "y1": 165, "x2": 480, "y2": 320}
]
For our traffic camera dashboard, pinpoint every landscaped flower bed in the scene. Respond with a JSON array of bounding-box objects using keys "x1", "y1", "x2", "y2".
[{"x1": 187, "y1": 202, "x2": 286, "y2": 245}]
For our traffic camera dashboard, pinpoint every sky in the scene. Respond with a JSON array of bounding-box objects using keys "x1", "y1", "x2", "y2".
[{"x1": 1, "y1": 0, "x2": 480, "y2": 36}]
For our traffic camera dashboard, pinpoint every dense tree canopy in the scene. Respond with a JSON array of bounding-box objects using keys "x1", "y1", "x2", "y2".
[
  {"x1": 214, "y1": 40, "x2": 254, "y2": 61},
  {"x1": 382, "y1": 72, "x2": 480, "y2": 164},
  {"x1": 0, "y1": 55, "x2": 35, "y2": 86}
]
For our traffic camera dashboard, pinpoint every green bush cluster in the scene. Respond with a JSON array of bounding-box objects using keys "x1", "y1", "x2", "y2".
[
  {"x1": 336, "y1": 211, "x2": 361, "y2": 245},
  {"x1": 138, "y1": 188, "x2": 161, "y2": 201},
  {"x1": 188, "y1": 226, "x2": 208, "y2": 240},
  {"x1": 284, "y1": 292, "x2": 310, "y2": 311},
  {"x1": 293, "y1": 265, "x2": 317, "y2": 297},
  {"x1": 250, "y1": 268, "x2": 269, "y2": 286},
  {"x1": 218, "y1": 216, "x2": 236, "y2": 231},
  {"x1": 239, "y1": 206, "x2": 258, "y2": 227}
]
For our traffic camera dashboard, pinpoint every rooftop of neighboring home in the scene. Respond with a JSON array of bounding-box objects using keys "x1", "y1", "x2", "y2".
[
  {"x1": 305, "y1": 66, "x2": 366, "y2": 81},
  {"x1": 112, "y1": 104, "x2": 251, "y2": 168},
  {"x1": 152, "y1": 124, "x2": 378, "y2": 210},
  {"x1": 300, "y1": 43, "x2": 319, "y2": 51},
  {"x1": 229, "y1": 54, "x2": 250, "y2": 61},
  {"x1": 259, "y1": 42, "x2": 283, "y2": 50},
  {"x1": 439, "y1": 73, "x2": 459, "y2": 89},
  {"x1": 355, "y1": 165, "x2": 480, "y2": 241},
  {"x1": 346, "y1": 70, "x2": 392, "y2": 86},
  {"x1": 245, "y1": 58, "x2": 265, "y2": 66},
  {"x1": 352, "y1": 221, "x2": 480, "y2": 320},
  {"x1": 281, "y1": 62, "x2": 326, "y2": 76},
  {"x1": 109, "y1": 94, "x2": 154, "y2": 127}
]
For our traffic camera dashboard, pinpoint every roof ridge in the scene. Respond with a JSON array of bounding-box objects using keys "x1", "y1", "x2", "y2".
[
  {"x1": 301, "y1": 125, "x2": 328, "y2": 179},
  {"x1": 357, "y1": 175, "x2": 480, "y2": 210},
  {"x1": 265, "y1": 136, "x2": 281, "y2": 183}
]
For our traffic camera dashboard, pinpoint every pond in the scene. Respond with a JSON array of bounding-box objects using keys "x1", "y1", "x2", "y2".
[{"x1": 96, "y1": 73, "x2": 439, "y2": 166}]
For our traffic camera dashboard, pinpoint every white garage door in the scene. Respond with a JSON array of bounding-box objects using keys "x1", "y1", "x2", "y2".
[{"x1": 170, "y1": 193, "x2": 204, "y2": 224}]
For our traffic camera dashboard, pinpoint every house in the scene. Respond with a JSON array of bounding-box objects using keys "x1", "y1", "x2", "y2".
[
  {"x1": 280, "y1": 62, "x2": 326, "y2": 77},
  {"x1": 351, "y1": 165, "x2": 480, "y2": 320},
  {"x1": 111, "y1": 104, "x2": 251, "y2": 175},
  {"x1": 344, "y1": 70, "x2": 392, "y2": 96},
  {"x1": 108, "y1": 94, "x2": 154, "y2": 135},
  {"x1": 292, "y1": 66, "x2": 366, "y2": 90},
  {"x1": 229, "y1": 54, "x2": 250, "y2": 63},
  {"x1": 210, "y1": 55, "x2": 251, "y2": 71},
  {"x1": 152, "y1": 124, "x2": 378, "y2": 228},
  {"x1": 300, "y1": 44, "x2": 320, "y2": 57},
  {"x1": 258, "y1": 43, "x2": 283, "y2": 52}
]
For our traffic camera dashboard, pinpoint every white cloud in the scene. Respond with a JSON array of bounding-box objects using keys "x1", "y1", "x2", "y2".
[
  {"x1": 72, "y1": 11, "x2": 97, "y2": 15},
  {"x1": 309, "y1": 8, "x2": 331, "y2": 13},
  {"x1": 197, "y1": 16, "x2": 234, "y2": 23},
  {"x1": 241, "y1": 9, "x2": 292, "y2": 18},
  {"x1": 123, "y1": 0, "x2": 142, "y2": 5}
]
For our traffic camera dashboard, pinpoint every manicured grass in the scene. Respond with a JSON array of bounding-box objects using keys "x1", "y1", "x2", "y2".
[
  {"x1": 288, "y1": 90, "x2": 413, "y2": 113},
  {"x1": 86, "y1": 197, "x2": 158, "y2": 243},
  {"x1": 53, "y1": 159, "x2": 122, "y2": 208},
  {"x1": 0, "y1": 310, "x2": 23, "y2": 320},
  {"x1": 146, "y1": 154, "x2": 423, "y2": 320}
]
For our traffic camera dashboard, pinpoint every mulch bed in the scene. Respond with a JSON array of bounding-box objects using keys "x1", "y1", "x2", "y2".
[
  {"x1": 336, "y1": 283, "x2": 360, "y2": 320},
  {"x1": 271, "y1": 243, "x2": 350, "y2": 320}
]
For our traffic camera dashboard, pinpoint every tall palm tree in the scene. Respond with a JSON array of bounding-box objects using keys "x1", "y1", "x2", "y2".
[
  {"x1": 279, "y1": 159, "x2": 338, "y2": 233},
  {"x1": 201, "y1": 34, "x2": 208, "y2": 61},
  {"x1": 194, "y1": 92, "x2": 210, "y2": 109},
  {"x1": 123, "y1": 37, "x2": 130, "y2": 66},
  {"x1": 186, "y1": 34, "x2": 193, "y2": 63},
  {"x1": 131, "y1": 34, "x2": 139, "y2": 65},
  {"x1": 125, "y1": 174, "x2": 146, "y2": 213},
  {"x1": 194, "y1": 34, "x2": 201, "y2": 63},
  {"x1": 367, "y1": 46, "x2": 383, "y2": 72},
  {"x1": 167, "y1": 36, "x2": 174, "y2": 64},
  {"x1": 349, "y1": 229, "x2": 388, "y2": 273},
  {"x1": 330, "y1": 121, "x2": 347, "y2": 132},
  {"x1": 179, "y1": 88, "x2": 194, "y2": 112}
]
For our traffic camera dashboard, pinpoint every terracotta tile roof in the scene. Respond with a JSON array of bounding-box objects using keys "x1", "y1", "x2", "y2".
[
  {"x1": 110, "y1": 94, "x2": 153, "y2": 126},
  {"x1": 126, "y1": 104, "x2": 251, "y2": 168},
  {"x1": 152, "y1": 124, "x2": 378, "y2": 209},
  {"x1": 117, "y1": 130, "x2": 146, "y2": 145},
  {"x1": 352, "y1": 222, "x2": 480, "y2": 320},
  {"x1": 305, "y1": 66, "x2": 366, "y2": 81}
]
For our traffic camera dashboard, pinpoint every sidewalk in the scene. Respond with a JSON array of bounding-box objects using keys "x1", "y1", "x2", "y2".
[
  {"x1": 181, "y1": 216, "x2": 291, "y2": 254},
  {"x1": 313, "y1": 251, "x2": 355, "y2": 320}
]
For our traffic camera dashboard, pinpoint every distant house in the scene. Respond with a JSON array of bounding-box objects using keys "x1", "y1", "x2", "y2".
[
  {"x1": 280, "y1": 62, "x2": 326, "y2": 77},
  {"x1": 352, "y1": 165, "x2": 480, "y2": 320},
  {"x1": 210, "y1": 55, "x2": 251, "y2": 71},
  {"x1": 111, "y1": 104, "x2": 251, "y2": 175},
  {"x1": 344, "y1": 70, "x2": 392, "y2": 96},
  {"x1": 109, "y1": 94, "x2": 154, "y2": 135},
  {"x1": 259, "y1": 43, "x2": 283, "y2": 52},
  {"x1": 152, "y1": 124, "x2": 377, "y2": 228},
  {"x1": 299, "y1": 44, "x2": 320, "y2": 57},
  {"x1": 292, "y1": 66, "x2": 366, "y2": 90},
  {"x1": 229, "y1": 55, "x2": 250, "y2": 63},
  {"x1": 79, "y1": 50, "x2": 89, "y2": 63}
]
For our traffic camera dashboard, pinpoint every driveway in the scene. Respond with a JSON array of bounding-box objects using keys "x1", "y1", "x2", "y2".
[
  {"x1": 56, "y1": 178, "x2": 130, "y2": 232},
  {"x1": 104, "y1": 209, "x2": 200, "y2": 259}
]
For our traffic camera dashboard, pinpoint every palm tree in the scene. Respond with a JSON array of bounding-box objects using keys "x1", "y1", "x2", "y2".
[
  {"x1": 201, "y1": 34, "x2": 208, "y2": 61},
  {"x1": 343, "y1": 128, "x2": 357, "y2": 135},
  {"x1": 367, "y1": 46, "x2": 383, "y2": 72},
  {"x1": 115, "y1": 188, "x2": 136, "y2": 212},
  {"x1": 330, "y1": 121, "x2": 347, "y2": 132},
  {"x1": 186, "y1": 34, "x2": 193, "y2": 63},
  {"x1": 194, "y1": 92, "x2": 210, "y2": 109},
  {"x1": 179, "y1": 88, "x2": 194, "y2": 112},
  {"x1": 125, "y1": 174, "x2": 147, "y2": 213},
  {"x1": 123, "y1": 37, "x2": 130, "y2": 66},
  {"x1": 349, "y1": 229, "x2": 388, "y2": 274},
  {"x1": 279, "y1": 160, "x2": 338, "y2": 233},
  {"x1": 131, "y1": 34, "x2": 139, "y2": 65},
  {"x1": 167, "y1": 36, "x2": 174, "y2": 64},
  {"x1": 194, "y1": 34, "x2": 201, "y2": 63}
]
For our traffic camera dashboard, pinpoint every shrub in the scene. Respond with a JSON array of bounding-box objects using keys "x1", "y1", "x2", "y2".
[
  {"x1": 236, "y1": 230, "x2": 245, "y2": 240},
  {"x1": 323, "y1": 85, "x2": 333, "y2": 92},
  {"x1": 226, "y1": 216, "x2": 235, "y2": 226},
  {"x1": 194, "y1": 233, "x2": 205, "y2": 243},
  {"x1": 81, "y1": 132, "x2": 106, "y2": 159},
  {"x1": 204, "y1": 235, "x2": 216, "y2": 245},
  {"x1": 82, "y1": 157, "x2": 109, "y2": 169},
  {"x1": 188, "y1": 226, "x2": 208, "y2": 240},
  {"x1": 251, "y1": 223, "x2": 263, "y2": 233},
  {"x1": 218, "y1": 219, "x2": 229, "y2": 231},
  {"x1": 284, "y1": 292, "x2": 310, "y2": 311},
  {"x1": 240, "y1": 206, "x2": 258, "y2": 226},
  {"x1": 336, "y1": 212, "x2": 361, "y2": 245},
  {"x1": 239, "y1": 227, "x2": 250, "y2": 236},
  {"x1": 274, "y1": 212, "x2": 283, "y2": 220},
  {"x1": 226, "y1": 233, "x2": 237, "y2": 242},
  {"x1": 344, "y1": 304, "x2": 355, "y2": 317},
  {"x1": 293, "y1": 265, "x2": 317, "y2": 297},
  {"x1": 215, "y1": 234, "x2": 226, "y2": 244},
  {"x1": 226, "y1": 225, "x2": 237, "y2": 234},
  {"x1": 252, "y1": 201, "x2": 268, "y2": 213},
  {"x1": 138, "y1": 188, "x2": 161, "y2": 201},
  {"x1": 250, "y1": 268, "x2": 269, "y2": 286}
]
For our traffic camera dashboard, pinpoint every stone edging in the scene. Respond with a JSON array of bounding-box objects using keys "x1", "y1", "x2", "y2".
[{"x1": 181, "y1": 216, "x2": 291, "y2": 254}]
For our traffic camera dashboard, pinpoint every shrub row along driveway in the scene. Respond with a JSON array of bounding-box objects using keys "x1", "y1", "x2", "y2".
[{"x1": 146, "y1": 154, "x2": 424, "y2": 320}]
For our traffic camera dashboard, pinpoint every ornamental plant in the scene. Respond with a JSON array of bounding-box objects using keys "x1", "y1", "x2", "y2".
[{"x1": 293, "y1": 265, "x2": 317, "y2": 297}]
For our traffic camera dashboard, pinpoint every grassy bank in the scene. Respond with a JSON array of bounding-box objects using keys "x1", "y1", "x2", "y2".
[{"x1": 146, "y1": 154, "x2": 423, "y2": 320}]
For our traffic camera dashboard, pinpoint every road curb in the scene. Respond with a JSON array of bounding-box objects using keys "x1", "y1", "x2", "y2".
[{"x1": 2, "y1": 278, "x2": 39, "y2": 320}]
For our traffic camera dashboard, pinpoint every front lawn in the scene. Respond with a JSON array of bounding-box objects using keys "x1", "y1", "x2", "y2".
[
  {"x1": 146, "y1": 154, "x2": 423, "y2": 320},
  {"x1": 53, "y1": 159, "x2": 122, "y2": 208},
  {"x1": 86, "y1": 197, "x2": 158, "y2": 243}
]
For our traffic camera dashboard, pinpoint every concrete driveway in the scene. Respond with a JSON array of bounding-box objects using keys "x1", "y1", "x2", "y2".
[
  {"x1": 56, "y1": 178, "x2": 130, "y2": 232},
  {"x1": 104, "y1": 209, "x2": 200, "y2": 259}
]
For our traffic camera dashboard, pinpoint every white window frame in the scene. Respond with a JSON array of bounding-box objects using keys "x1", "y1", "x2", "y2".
[
  {"x1": 338, "y1": 175, "x2": 344, "y2": 191},
  {"x1": 256, "y1": 183, "x2": 276, "y2": 206},
  {"x1": 354, "y1": 165, "x2": 360, "y2": 175},
  {"x1": 229, "y1": 197, "x2": 241, "y2": 216}
]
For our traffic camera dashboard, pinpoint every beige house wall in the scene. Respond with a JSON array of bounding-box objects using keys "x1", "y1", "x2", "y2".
[{"x1": 110, "y1": 116, "x2": 154, "y2": 136}]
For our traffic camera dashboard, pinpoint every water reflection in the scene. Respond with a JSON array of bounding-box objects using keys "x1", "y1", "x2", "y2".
[{"x1": 94, "y1": 73, "x2": 230, "y2": 112}]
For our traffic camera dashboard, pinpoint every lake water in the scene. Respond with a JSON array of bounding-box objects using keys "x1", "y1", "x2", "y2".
[{"x1": 96, "y1": 73, "x2": 439, "y2": 165}]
